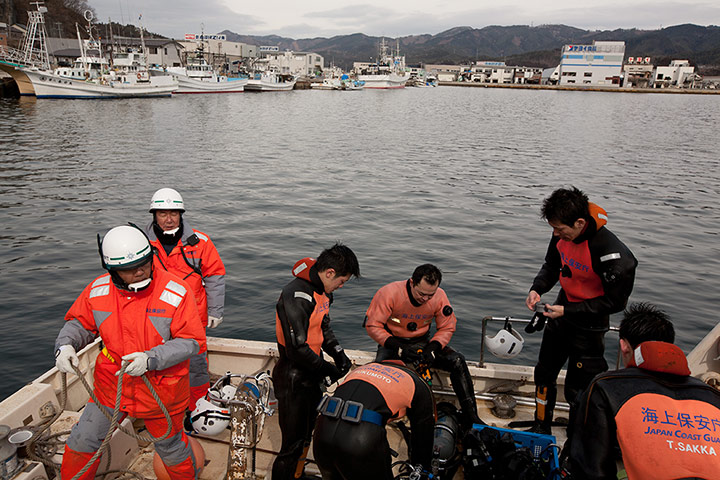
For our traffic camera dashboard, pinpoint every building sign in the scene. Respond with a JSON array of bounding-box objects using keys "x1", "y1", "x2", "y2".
[
  {"x1": 566, "y1": 45, "x2": 597, "y2": 52},
  {"x1": 185, "y1": 34, "x2": 226, "y2": 40},
  {"x1": 259, "y1": 46, "x2": 280, "y2": 52}
]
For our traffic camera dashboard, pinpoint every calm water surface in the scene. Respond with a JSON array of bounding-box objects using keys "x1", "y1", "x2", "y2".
[{"x1": 1, "y1": 87, "x2": 719, "y2": 401}]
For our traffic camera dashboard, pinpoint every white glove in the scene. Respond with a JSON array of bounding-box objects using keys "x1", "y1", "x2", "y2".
[
  {"x1": 119, "y1": 352, "x2": 149, "y2": 377},
  {"x1": 207, "y1": 316, "x2": 223, "y2": 329},
  {"x1": 55, "y1": 345, "x2": 79, "y2": 374}
]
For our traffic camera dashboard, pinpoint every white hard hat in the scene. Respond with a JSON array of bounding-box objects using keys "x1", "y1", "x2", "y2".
[
  {"x1": 100, "y1": 225, "x2": 153, "y2": 271},
  {"x1": 149, "y1": 188, "x2": 185, "y2": 212},
  {"x1": 485, "y1": 325, "x2": 524, "y2": 359},
  {"x1": 190, "y1": 397, "x2": 230, "y2": 436}
]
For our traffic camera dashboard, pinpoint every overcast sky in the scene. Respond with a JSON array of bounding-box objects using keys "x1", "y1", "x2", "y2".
[{"x1": 88, "y1": 0, "x2": 720, "y2": 39}]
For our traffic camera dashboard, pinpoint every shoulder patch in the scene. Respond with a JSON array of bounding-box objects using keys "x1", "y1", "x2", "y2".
[
  {"x1": 294, "y1": 291, "x2": 313, "y2": 303},
  {"x1": 89, "y1": 285, "x2": 110, "y2": 298},
  {"x1": 92, "y1": 275, "x2": 111, "y2": 287},
  {"x1": 165, "y1": 280, "x2": 187, "y2": 296},
  {"x1": 600, "y1": 252, "x2": 621, "y2": 262},
  {"x1": 160, "y1": 290, "x2": 183, "y2": 307}
]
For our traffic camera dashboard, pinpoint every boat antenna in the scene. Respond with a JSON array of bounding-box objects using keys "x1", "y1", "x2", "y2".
[{"x1": 137, "y1": 14, "x2": 149, "y2": 70}]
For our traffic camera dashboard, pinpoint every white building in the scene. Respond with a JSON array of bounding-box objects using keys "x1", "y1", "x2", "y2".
[
  {"x1": 258, "y1": 51, "x2": 324, "y2": 76},
  {"x1": 558, "y1": 41, "x2": 625, "y2": 87},
  {"x1": 653, "y1": 60, "x2": 697, "y2": 88},
  {"x1": 623, "y1": 56, "x2": 654, "y2": 88}
]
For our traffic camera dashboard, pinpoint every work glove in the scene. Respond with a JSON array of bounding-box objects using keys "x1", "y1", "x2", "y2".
[
  {"x1": 421, "y1": 341, "x2": 442, "y2": 366},
  {"x1": 55, "y1": 345, "x2": 79, "y2": 374},
  {"x1": 119, "y1": 352, "x2": 150, "y2": 377},
  {"x1": 331, "y1": 349, "x2": 352, "y2": 376},
  {"x1": 207, "y1": 316, "x2": 223, "y2": 329},
  {"x1": 320, "y1": 361, "x2": 343, "y2": 384}
]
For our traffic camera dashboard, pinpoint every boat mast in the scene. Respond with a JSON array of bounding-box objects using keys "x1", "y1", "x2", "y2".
[{"x1": 19, "y1": 2, "x2": 50, "y2": 69}]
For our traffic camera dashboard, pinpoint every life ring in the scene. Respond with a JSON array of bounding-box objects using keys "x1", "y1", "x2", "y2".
[{"x1": 137, "y1": 73, "x2": 142, "y2": 80}]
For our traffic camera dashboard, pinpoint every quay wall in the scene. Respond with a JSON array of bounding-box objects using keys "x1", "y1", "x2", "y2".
[{"x1": 438, "y1": 81, "x2": 720, "y2": 95}]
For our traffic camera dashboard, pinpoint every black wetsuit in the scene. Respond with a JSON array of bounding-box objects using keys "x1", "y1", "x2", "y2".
[
  {"x1": 531, "y1": 216, "x2": 637, "y2": 429},
  {"x1": 272, "y1": 265, "x2": 347, "y2": 480},
  {"x1": 313, "y1": 362, "x2": 435, "y2": 480}
]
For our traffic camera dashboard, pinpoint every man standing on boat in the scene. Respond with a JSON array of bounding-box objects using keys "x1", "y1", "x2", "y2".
[
  {"x1": 144, "y1": 187, "x2": 225, "y2": 412},
  {"x1": 272, "y1": 244, "x2": 360, "y2": 480},
  {"x1": 54, "y1": 225, "x2": 206, "y2": 480},
  {"x1": 570, "y1": 302, "x2": 720, "y2": 479},
  {"x1": 364, "y1": 263, "x2": 483, "y2": 428},
  {"x1": 313, "y1": 360, "x2": 436, "y2": 480},
  {"x1": 525, "y1": 187, "x2": 637, "y2": 434}
]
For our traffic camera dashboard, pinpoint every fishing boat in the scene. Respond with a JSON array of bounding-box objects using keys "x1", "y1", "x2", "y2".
[
  {"x1": 1, "y1": 315, "x2": 717, "y2": 479},
  {"x1": 245, "y1": 72, "x2": 296, "y2": 92},
  {"x1": 356, "y1": 38, "x2": 409, "y2": 89},
  {"x1": 157, "y1": 59, "x2": 248, "y2": 94},
  {"x1": 14, "y1": 6, "x2": 177, "y2": 99}
]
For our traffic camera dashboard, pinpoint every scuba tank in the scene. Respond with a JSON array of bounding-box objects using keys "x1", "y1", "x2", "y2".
[{"x1": 432, "y1": 403, "x2": 462, "y2": 478}]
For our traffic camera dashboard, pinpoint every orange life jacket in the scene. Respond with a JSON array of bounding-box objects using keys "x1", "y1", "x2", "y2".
[{"x1": 64, "y1": 269, "x2": 206, "y2": 418}]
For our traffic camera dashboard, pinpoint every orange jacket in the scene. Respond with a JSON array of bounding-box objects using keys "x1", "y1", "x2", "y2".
[
  {"x1": 56, "y1": 269, "x2": 206, "y2": 418},
  {"x1": 146, "y1": 220, "x2": 225, "y2": 327},
  {"x1": 365, "y1": 280, "x2": 456, "y2": 347}
]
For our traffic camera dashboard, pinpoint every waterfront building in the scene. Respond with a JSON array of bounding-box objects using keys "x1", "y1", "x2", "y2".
[
  {"x1": 258, "y1": 50, "x2": 324, "y2": 76},
  {"x1": 558, "y1": 41, "x2": 625, "y2": 87},
  {"x1": 623, "y1": 56, "x2": 654, "y2": 88},
  {"x1": 178, "y1": 37, "x2": 257, "y2": 67},
  {"x1": 653, "y1": 60, "x2": 697, "y2": 88}
]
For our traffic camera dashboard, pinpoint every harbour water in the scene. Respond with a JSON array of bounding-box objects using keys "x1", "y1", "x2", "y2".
[{"x1": 1, "y1": 87, "x2": 719, "y2": 401}]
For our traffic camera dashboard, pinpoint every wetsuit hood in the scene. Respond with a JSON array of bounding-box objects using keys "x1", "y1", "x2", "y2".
[{"x1": 627, "y1": 341, "x2": 690, "y2": 376}]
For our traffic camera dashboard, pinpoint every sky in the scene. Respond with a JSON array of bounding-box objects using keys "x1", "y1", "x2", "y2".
[{"x1": 88, "y1": 0, "x2": 720, "y2": 39}]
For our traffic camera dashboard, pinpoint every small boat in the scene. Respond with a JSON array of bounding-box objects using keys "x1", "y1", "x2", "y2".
[
  {"x1": 1, "y1": 314, "x2": 717, "y2": 479},
  {"x1": 154, "y1": 46, "x2": 248, "y2": 94},
  {"x1": 312, "y1": 74, "x2": 364, "y2": 91},
  {"x1": 245, "y1": 72, "x2": 296, "y2": 92}
]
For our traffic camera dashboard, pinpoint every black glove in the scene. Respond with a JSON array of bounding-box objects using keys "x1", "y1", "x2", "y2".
[
  {"x1": 525, "y1": 312, "x2": 547, "y2": 334},
  {"x1": 332, "y1": 349, "x2": 352, "y2": 376},
  {"x1": 421, "y1": 341, "x2": 441, "y2": 366},
  {"x1": 384, "y1": 336, "x2": 403, "y2": 355},
  {"x1": 320, "y1": 361, "x2": 343, "y2": 384}
]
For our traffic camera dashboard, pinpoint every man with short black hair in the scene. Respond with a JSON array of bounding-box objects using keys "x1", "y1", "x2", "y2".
[
  {"x1": 365, "y1": 264, "x2": 482, "y2": 427},
  {"x1": 272, "y1": 243, "x2": 360, "y2": 480},
  {"x1": 570, "y1": 303, "x2": 720, "y2": 479},
  {"x1": 524, "y1": 187, "x2": 637, "y2": 434}
]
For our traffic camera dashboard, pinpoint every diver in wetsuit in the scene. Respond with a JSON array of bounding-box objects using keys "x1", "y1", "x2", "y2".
[
  {"x1": 272, "y1": 244, "x2": 360, "y2": 480},
  {"x1": 313, "y1": 361, "x2": 436, "y2": 480}
]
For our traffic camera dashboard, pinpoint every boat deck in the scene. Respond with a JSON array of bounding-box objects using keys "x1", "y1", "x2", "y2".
[{"x1": 1, "y1": 337, "x2": 570, "y2": 480}]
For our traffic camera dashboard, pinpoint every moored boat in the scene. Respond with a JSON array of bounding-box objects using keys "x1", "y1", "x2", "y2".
[
  {"x1": 245, "y1": 72, "x2": 296, "y2": 92},
  {"x1": 356, "y1": 38, "x2": 409, "y2": 89}
]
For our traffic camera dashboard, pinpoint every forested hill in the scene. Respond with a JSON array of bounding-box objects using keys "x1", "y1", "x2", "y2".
[{"x1": 221, "y1": 24, "x2": 720, "y2": 73}]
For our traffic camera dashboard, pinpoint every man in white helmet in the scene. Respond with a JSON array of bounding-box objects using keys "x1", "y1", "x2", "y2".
[
  {"x1": 145, "y1": 188, "x2": 226, "y2": 411},
  {"x1": 54, "y1": 225, "x2": 206, "y2": 480}
]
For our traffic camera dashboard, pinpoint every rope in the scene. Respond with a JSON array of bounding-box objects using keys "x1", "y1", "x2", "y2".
[{"x1": 66, "y1": 360, "x2": 173, "y2": 480}]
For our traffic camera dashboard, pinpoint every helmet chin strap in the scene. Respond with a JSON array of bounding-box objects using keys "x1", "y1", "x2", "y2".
[{"x1": 128, "y1": 277, "x2": 152, "y2": 291}]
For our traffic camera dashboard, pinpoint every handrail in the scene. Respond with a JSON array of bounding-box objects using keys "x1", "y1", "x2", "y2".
[{"x1": 479, "y1": 315, "x2": 620, "y2": 368}]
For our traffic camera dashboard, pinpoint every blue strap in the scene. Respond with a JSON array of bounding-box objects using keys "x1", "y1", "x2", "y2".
[{"x1": 360, "y1": 408, "x2": 383, "y2": 426}]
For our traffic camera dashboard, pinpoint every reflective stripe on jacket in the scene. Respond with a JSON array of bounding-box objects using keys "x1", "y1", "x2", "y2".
[{"x1": 57, "y1": 269, "x2": 206, "y2": 418}]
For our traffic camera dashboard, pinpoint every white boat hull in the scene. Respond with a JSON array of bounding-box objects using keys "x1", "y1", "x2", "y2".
[
  {"x1": 165, "y1": 73, "x2": 248, "y2": 94},
  {"x1": 357, "y1": 73, "x2": 408, "y2": 89},
  {"x1": 20, "y1": 68, "x2": 177, "y2": 98},
  {"x1": 245, "y1": 79, "x2": 296, "y2": 91}
]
